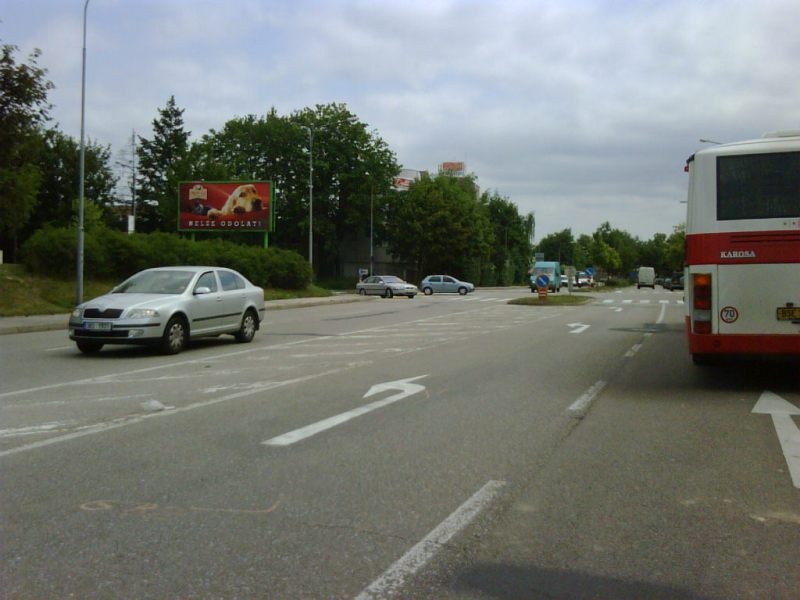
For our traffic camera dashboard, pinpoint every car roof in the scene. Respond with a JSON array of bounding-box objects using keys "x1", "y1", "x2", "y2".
[{"x1": 143, "y1": 266, "x2": 229, "y2": 273}]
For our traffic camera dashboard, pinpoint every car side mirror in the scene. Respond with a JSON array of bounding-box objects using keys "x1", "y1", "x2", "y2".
[{"x1": 194, "y1": 286, "x2": 211, "y2": 295}]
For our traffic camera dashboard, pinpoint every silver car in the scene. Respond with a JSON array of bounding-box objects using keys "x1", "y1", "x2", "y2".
[
  {"x1": 356, "y1": 275, "x2": 418, "y2": 298},
  {"x1": 68, "y1": 266, "x2": 265, "y2": 355},
  {"x1": 419, "y1": 275, "x2": 474, "y2": 295}
]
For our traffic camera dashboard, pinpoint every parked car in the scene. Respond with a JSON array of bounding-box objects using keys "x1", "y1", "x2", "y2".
[
  {"x1": 576, "y1": 271, "x2": 593, "y2": 287},
  {"x1": 356, "y1": 275, "x2": 418, "y2": 298},
  {"x1": 68, "y1": 266, "x2": 265, "y2": 355},
  {"x1": 419, "y1": 275, "x2": 474, "y2": 295},
  {"x1": 663, "y1": 272, "x2": 685, "y2": 291}
]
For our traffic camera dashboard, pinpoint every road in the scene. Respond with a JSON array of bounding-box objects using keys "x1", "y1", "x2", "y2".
[{"x1": 1, "y1": 287, "x2": 798, "y2": 599}]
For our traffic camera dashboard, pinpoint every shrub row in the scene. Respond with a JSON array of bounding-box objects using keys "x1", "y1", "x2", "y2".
[{"x1": 20, "y1": 227, "x2": 312, "y2": 290}]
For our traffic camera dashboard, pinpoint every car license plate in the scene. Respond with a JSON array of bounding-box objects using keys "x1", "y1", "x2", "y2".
[
  {"x1": 776, "y1": 307, "x2": 800, "y2": 321},
  {"x1": 84, "y1": 321, "x2": 112, "y2": 331}
]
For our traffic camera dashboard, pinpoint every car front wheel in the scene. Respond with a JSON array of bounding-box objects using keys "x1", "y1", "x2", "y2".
[
  {"x1": 358, "y1": 288, "x2": 366, "y2": 296},
  {"x1": 423, "y1": 287, "x2": 433, "y2": 295},
  {"x1": 161, "y1": 316, "x2": 187, "y2": 355},
  {"x1": 235, "y1": 309, "x2": 258, "y2": 343},
  {"x1": 458, "y1": 287, "x2": 467, "y2": 295},
  {"x1": 384, "y1": 288, "x2": 394, "y2": 298}
]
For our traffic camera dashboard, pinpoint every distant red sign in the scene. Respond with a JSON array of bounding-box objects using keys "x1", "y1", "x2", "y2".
[{"x1": 178, "y1": 181, "x2": 272, "y2": 232}]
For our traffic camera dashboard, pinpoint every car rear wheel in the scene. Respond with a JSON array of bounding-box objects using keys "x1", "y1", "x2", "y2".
[
  {"x1": 423, "y1": 287, "x2": 433, "y2": 295},
  {"x1": 358, "y1": 288, "x2": 366, "y2": 296},
  {"x1": 384, "y1": 288, "x2": 394, "y2": 298},
  {"x1": 76, "y1": 340, "x2": 103, "y2": 354},
  {"x1": 235, "y1": 309, "x2": 258, "y2": 343},
  {"x1": 161, "y1": 316, "x2": 187, "y2": 355},
  {"x1": 458, "y1": 287, "x2": 467, "y2": 295}
]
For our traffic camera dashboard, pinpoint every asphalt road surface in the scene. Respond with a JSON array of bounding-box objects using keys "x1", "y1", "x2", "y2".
[{"x1": 1, "y1": 287, "x2": 798, "y2": 599}]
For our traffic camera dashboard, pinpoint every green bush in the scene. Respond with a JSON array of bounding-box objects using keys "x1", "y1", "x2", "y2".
[{"x1": 20, "y1": 227, "x2": 312, "y2": 289}]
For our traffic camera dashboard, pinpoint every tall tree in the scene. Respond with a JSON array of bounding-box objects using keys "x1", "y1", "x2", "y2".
[
  {"x1": 484, "y1": 191, "x2": 533, "y2": 285},
  {"x1": 23, "y1": 129, "x2": 117, "y2": 235},
  {"x1": 0, "y1": 42, "x2": 53, "y2": 260},
  {"x1": 535, "y1": 228, "x2": 575, "y2": 266},
  {"x1": 291, "y1": 103, "x2": 399, "y2": 277},
  {"x1": 385, "y1": 173, "x2": 493, "y2": 281},
  {"x1": 136, "y1": 96, "x2": 191, "y2": 232}
]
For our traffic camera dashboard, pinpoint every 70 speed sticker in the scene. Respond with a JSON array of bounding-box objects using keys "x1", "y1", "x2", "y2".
[{"x1": 720, "y1": 306, "x2": 739, "y2": 323}]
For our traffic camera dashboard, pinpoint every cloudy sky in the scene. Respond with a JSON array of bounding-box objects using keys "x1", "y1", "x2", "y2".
[{"x1": 4, "y1": 0, "x2": 798, "y2": 242}]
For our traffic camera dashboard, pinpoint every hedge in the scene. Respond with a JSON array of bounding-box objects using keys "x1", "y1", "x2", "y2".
[{"x1": 20, "y1": 227, "x2": 312, "y2": 290}]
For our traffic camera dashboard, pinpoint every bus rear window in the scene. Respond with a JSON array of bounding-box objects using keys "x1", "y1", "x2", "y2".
[{"x1": 717, "y1": 151, "x2": 800, "y2": 220}]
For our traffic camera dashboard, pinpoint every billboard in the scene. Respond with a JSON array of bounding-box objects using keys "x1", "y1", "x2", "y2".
[
  {"x1": 178, "y1": 181, "x2": 273, "y2": 232},
  {"x1": 439, "y1": 162, "x2": 466, "y2": 176}
]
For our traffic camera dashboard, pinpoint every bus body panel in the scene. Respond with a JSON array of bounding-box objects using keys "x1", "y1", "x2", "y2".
[
  {"x1": 716, "y1": 264, "x2": 800, "y2": 335},
  {"x1": 685, "y1": 132, "x2": 800, "y2": 359}
]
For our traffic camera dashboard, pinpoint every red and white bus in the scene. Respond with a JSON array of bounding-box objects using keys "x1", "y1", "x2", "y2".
[{"x1": 684, "y1": 130, "x2": 800, "y2": 364}]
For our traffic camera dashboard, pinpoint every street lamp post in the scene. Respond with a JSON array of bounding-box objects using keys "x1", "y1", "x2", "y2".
[
  {"x1": 369, "y1": 178, "x2": 374, "y2": 276},
  {"x1": 76, "y1": 0, "x2": 90, "y2": 305},
  {"x1": 301, "y1": 126, "x2": 314, "y2": 273}
]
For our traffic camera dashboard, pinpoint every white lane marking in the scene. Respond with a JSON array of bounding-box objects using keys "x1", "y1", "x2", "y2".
[
  {"x1": 656, "y1": 303, "x2": 667, "y2": 325},
  {"x1": 45, "y1": 346, "x2": 74, "y2": 352},
  {"x1": 602, "y1": 299, "x2": 613, "y2": 304},
  {"x1": 659, "y1": 300, "x2": 669, "y2": 304},
  {"x1": 752, "y1": 391, "x2": 800, "y2": 488},
  {"x1": 565, "y1": 380, "x2": 607, "y2": 419},
  {"x1": 1, "y1": 307, "x2": 511, "y2": 400},
  {"x1": 355, "y1": 480, "x2": 507, "y2": 600},
  {"x1": 639, "y1": 300, "x2": 650, "y2": 304},
  {"x1": 624, "y1": 343, "x2": 643, "y2": 358},
  {"x1": 622, "y1": 300, "x2": 633, "y2": 304},
  {"x1": 0, "y1": 363, "x2": 371, "y2": 459},
  {"x1": 0, "y1": 421, "x2": 75, "y2": 438},
  {"x1": 677, "y1": 300, "x2": 684, "y2": 305},
  {"x1": 263, "y1": 376, "x2": 428, "y2": 447}
]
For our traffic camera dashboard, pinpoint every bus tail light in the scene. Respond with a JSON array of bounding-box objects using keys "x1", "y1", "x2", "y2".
[{"x1": 693, "y1": 273, "x2": 712, "y2": 334}]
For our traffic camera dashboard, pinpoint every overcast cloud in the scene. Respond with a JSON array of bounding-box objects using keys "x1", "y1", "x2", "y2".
[{"x1": 4, "y1": 0, "x2": 798, "y2": 241}]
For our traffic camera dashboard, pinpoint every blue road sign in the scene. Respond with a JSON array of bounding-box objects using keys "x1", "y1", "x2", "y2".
[
  {"x1": 585, "y1": 267, "x2": 594, "y2": 277},
  {"x1": 535, "y1": 274, "x2": 550, "y2": 288}
]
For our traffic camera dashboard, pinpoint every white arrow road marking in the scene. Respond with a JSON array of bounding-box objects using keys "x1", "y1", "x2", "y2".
[
  {"x1": 752, "y1": 391, "x2": 800, "y2": 488},
  {"x1": 262, "y1": 375, "x2": 428, "y2": 447},
  {"x1": 567, "y1": 323, "x2": 590, "y2": 334}
]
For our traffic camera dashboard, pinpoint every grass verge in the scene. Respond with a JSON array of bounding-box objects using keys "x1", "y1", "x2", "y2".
[{"x1": 508, "y1": 294, "x2": 594, "y2": 306}]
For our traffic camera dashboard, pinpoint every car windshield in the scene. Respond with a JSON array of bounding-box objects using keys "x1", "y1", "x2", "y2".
[
  {"x1": 113, "y1": 270, "x2": 195, "y2": 295},
  {"x1": 382, "y1": 276, "x2": 404, "y2": 283}
]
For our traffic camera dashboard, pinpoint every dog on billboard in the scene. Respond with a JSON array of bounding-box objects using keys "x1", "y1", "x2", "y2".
[{"x1": 207, "y1": 184, "x2": 263, "y2": 220}]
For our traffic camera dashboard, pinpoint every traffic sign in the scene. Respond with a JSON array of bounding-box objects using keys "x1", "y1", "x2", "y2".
[
  {"x1": 535, "y1": 274, "x2": 550, "y2": 288},
  {"x1": 585, "y1": 267, "x2": 594, "y2": 276}
]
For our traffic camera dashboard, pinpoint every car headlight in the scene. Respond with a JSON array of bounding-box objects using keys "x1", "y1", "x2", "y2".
[
  {"x1": 126, "y1": 308, "x2": 160, "y2": 319},
  {"x1": 71, "y1": 308, "x2": 83, "y2": 319}
]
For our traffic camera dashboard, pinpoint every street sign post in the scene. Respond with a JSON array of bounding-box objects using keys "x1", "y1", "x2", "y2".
[{"x1": 535, "y1": 274, "x2": 550, "y2": 299}]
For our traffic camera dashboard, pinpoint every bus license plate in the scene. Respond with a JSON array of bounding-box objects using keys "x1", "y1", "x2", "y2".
[
  {"x1": 776, "y1": 307, "x2": 800, "y2": 321},
  {"x1": 84, "y1": 321, "x2": 112, "y2": 331}
]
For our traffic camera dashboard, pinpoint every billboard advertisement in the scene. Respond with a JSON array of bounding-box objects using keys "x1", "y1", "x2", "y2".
[
  {"x1": 439, "y1": 162, "x2": 466, "y2": 176},
  {"x1": 178, "y1": 181, "x2": 273, "y2": 232}
]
